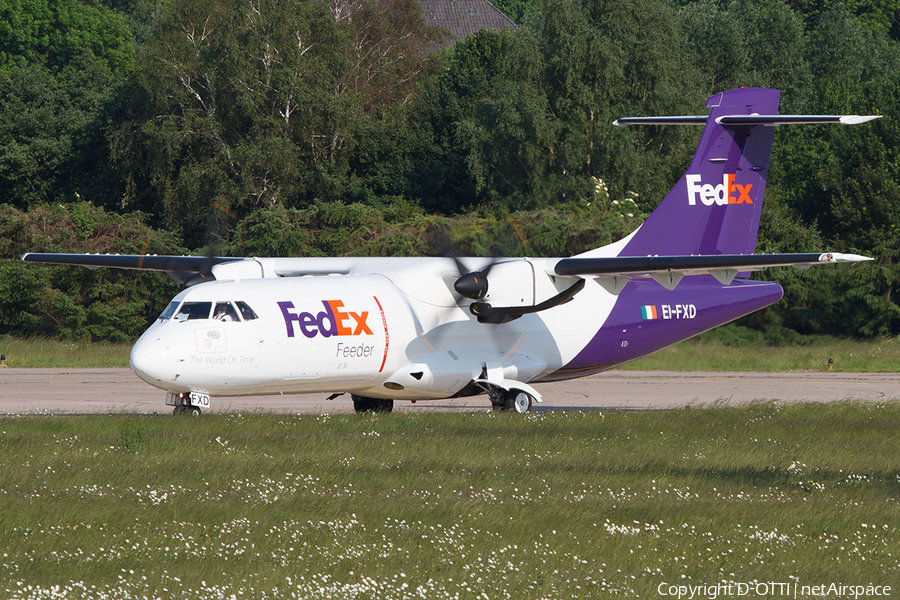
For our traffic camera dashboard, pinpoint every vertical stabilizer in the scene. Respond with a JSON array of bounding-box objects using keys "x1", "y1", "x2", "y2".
[{"x1": 618, "y1": 88, "x2": 781, "y2": 257}]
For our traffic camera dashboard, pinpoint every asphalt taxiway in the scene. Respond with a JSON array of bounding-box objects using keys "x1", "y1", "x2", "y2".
[{"x1": 1, "y1": 368, "x2": 899, "y2": 415}]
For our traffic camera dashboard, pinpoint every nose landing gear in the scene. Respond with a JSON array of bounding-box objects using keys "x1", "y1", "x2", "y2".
[
  {"x1": 352, "y1": 395, "x2": 394, "y2": 413},
  {"x1": 166, "y1": 392, "x2": 204, "y2": 416}
]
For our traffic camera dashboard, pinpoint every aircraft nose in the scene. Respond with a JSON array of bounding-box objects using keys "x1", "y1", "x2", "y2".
[{"x1": 130, "y1": 333, "x2": 171, "y2": 387}]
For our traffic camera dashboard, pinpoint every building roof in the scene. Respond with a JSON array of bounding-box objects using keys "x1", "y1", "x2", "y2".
[{"x1": 419, "y1": 0, "x2": 517, "y2": 49}]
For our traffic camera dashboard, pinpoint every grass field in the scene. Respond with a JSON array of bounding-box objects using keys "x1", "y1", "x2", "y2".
[
  {"x1": 623, "y1": 335, "x2": 900, "y2": 372},
  {"x1": 3, "y1": 332, "x2": 900, "y2": 371},
  {"x1": 1, "y1": 405, "x2": 898, "y2": 598},
  {"x1": 0, "y1": 336, "x2": 131, "y2": 368}
]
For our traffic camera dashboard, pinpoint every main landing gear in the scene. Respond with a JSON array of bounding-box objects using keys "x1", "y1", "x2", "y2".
[
  {"x1": 489, "y1": 389, "x2": 535, "y2": 413},
  {"x1": 352, "y1": 395, "x2": 394, "y2": 413}
]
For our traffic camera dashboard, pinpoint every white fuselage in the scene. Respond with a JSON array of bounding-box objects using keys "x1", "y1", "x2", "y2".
[{"x1": 129, "y1": 258, "x2": 617, "y2": 400}]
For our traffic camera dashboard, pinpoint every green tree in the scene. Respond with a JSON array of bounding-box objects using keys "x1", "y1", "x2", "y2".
[
  {"x1": 787, "y1": 0, "x2": 900, "y2": 40},
  {"x1": 540, "y1": 0, "x2": 702, "y2": 209},
  {"x1": 770, "y1": 6, "x2": 900, "y2": 249},
  {"x1": 226, "y1": 200, "x2": 433, "y2": 257},
  {"x1": 109, "y1": 0, "x2": 441, "y2": 248},
  {"x1": 491, "y1": 0, "x2": 540, "y2": 23},
  {"x1": 325, "y1": 0, "x2": 447, "y2": 110},
  {"x1": 0, "y1": 52, "x2": 119, "y2": 208},
  {"x1": 679, "y1": 0, "x2": 811, "y2": 105},
  {"x1": 411, "y1": 0, "x2": 702, "y2": 215},
  {"x1": 108, "y1": 0, "x2": 354, "y2": 246},
  {"x1": 0, "y1": 203, "x2": 184, "y2": 341},
  {"x1": 0, "y1": 0, "x2": 134, "y2": 74}
]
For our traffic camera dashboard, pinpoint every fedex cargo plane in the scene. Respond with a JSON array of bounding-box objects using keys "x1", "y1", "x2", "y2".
[{"x1": 23, "y1": 88, "x2": 877, "y2": 414}]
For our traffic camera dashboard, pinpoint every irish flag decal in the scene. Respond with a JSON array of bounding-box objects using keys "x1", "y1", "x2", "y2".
[{"x1": 641, "y1": 305, "x2": 658, "y2": 320}]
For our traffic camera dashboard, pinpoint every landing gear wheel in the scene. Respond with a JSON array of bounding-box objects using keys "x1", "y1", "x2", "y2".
[
  {"x1": 505, "y1": 390, "x2": 533, "y2": 414},
  {"x1": 352, "y1": 395, "x2": 393, "y2": 413},
  {"x1": 173, "y1": 404, "x2": 201, "y2": 415},
  {"x1": 488, "y1": 389, "x2": 508, "y2": 411}
]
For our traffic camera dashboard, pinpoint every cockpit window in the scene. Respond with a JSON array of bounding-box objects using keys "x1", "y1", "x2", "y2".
[
  {"x1": 213, "y1": 302, "x2": 240, "y2": 322},
  {"x1": 236, "y1": 301, "x2": 258, "y2": 321},
  {"x1": 168, "y1": 301, "x2": 254, "y2": 322},
  {"x1": 159, "y1": 301, "x2": 180, "y2": 320},
  {"x1": 174, "y1": 302, "x2": 212, "y2": 321}
]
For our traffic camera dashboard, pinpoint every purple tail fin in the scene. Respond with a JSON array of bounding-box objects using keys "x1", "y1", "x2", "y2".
[{"x1": 619, "y1": 88, "x2": 781, "y2": 257}]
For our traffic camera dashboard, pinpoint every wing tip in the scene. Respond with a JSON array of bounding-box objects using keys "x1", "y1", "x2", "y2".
[
  {"x1": 820, "y1": 252, "x2": 874, "y2": 263},
  {"x1": 839, "y1": 115, "x2": 882, "y2": 125}
]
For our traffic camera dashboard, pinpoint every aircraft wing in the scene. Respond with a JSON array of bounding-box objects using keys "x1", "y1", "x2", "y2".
[
  {"x1": 552, "y1": 252, "x2": 871, "y2": 290},
  {"x1": 20, "y1": 253, "x2": 244, "y2": 285},
  {"x1": 20, "y1": 253, "x2": 241, "y2": 271},
  {"x1": 20, "y1": 253, "x2": 397, "y2": 280},
  {"x1": 22, "y1": 250, "x2": 872, "y2": 291}
]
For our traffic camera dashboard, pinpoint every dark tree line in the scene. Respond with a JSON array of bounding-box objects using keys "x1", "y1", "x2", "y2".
[{"x1": 1, "y1": 0, "x2": 900, "y2": 341}]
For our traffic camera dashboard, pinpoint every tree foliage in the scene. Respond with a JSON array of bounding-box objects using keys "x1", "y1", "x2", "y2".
[
  {"x1": 0, "y1": 203, "x2": 183, "y2": 340},
  {"x1": 0, "y1": 0, "x2": 134, "y2": 74},
  {"x1": 106, "y1": 0, "x2": 443, "y2": 248},
  {"x1": 0, "y1": 52, "x2": 120, "y2": 209},
  {"x1": 3, "y1": 0, "x2": 900, "y2": 342}
]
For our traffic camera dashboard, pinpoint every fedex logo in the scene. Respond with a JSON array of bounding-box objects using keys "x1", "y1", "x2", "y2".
[
  {"x1": 278, "y1": 300, "x2": 373, "y2": 339},
  {"x1": 686, "y1": 174, "x2": 753, "y2": 206}
]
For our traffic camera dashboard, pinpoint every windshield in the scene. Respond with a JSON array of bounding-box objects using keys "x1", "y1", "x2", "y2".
[
  {"x1": 174, "y1": 302, "x2": 213, "y2": 321},
  {"x1": 166, "y1": 300, "x2": 256, "y2": 322},
  {"x1": 213, "y1": 302, "x2": 240, "y2": 322},
  {"x1": 159, "y1": 301, "x2": 180, "y2": 320},
  {"x1": 236, "y1": 301, "x2": 258, "y2": 321}
]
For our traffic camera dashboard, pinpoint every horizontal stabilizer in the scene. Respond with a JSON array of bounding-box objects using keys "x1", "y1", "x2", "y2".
[
  {"x1": 613, "y1": 116, "x2": 708, "y2": 127},
  {"x1": 553, "y1": 252, "x2": 871, "y2": 280},
  {"x1": 716, "y1": 115, "x2": 882, "y2": 126},
  {"x1": 614, "y1": 115, "x2": 880, "y2": 127}
]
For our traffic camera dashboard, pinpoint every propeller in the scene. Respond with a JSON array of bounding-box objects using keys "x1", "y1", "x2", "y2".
[
  {"x1": 182, "y1": 201, "x2": 239, "y2": 287},
  {"x1": 452, "y1": 257, "x2": 493, "y2": 300},
  {"x1": 425, "y1": 216, "x2": 585, "y2": 324},
  {"x1": 449, "y1": 256, "x2": 585, "y2": 324},
  {"x1": 182, "y1": 245, "x2": 219, "y2": 287}
]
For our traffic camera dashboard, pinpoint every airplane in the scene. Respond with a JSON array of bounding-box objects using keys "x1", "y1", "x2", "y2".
[{"x1": 22, "y1": 87, "x2": 879, "y2": 415}]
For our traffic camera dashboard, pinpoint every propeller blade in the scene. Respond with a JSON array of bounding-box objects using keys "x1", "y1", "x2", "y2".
[{"x1": 452, "y1": 257, "x2": 468, "y2": 278}]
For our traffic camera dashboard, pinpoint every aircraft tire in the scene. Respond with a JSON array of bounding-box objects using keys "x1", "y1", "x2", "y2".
[
  {"x1": 352, "y1": 395, "x2": 393, "y2": 413},
  {"x1": 506, "y1": 390, "x2": 533, "y2": 414},
  {"x1": 188, "y1": 406, "x2": 202, "y2": 416}
]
